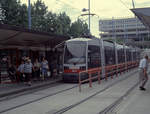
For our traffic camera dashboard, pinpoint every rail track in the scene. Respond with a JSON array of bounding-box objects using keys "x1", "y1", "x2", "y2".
[{"x1": 0, "y1": 69, "x2": 138, "y2": 114}]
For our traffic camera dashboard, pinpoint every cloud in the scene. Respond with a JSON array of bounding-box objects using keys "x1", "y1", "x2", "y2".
[
  {"x1": 135, "y1": 0, "x2": 149, "y2": 4},
  {"x1": 135, "y1": 1, "x2": 150, "y2": 8}
]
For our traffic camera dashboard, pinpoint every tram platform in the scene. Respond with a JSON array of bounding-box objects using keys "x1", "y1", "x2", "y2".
[
  {"x1": 63, "y1": 69, "x2": 150, "y2": 114},
  {"x1": 117, "y1": 76, "x2": 150, "y2": 114},
  {"x1": 62, "y1": 69, "x2": 141, "y2": 114},
  {"x1": 0, "y1": 76, "x2": 62, "y2": 98}
]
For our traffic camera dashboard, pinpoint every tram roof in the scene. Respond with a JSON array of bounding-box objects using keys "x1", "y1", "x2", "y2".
[
  {"x1": 67, "y1": 37, "x2": 126, "y2": 49},
  {"x1": 0, "y1": 24, "x2": 70, "y2": 50},
  {"x1": 66, "y1": 38, "x2": 91, "y2": 42},
  {"x1": 66, "y1": 38, "x2": 100, "y2": 46}
]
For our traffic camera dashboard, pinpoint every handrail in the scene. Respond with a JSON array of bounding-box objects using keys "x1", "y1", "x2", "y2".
[
  {"x1": 79, "y1": 67, "x2": 101, "y2": 92},
  {"x1": 78, "y1": 61, "x2": 139, "y2": 92}
]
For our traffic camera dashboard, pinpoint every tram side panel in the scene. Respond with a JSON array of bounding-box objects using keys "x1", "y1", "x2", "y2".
[{"x1": 62, "y1": 38, "x2": 140, "y2": 83}]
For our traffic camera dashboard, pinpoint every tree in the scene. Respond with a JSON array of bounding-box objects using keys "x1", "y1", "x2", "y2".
[
  {"x1": 0, "y1": 0, "x2": 28, "y2": 27},
  {"x1": 31, "y1": 0, "x2": 48, "y2": 31},
  {"x1": 17, "y1": 4, "x2": 28, "y2": 27},
  {"x1": 69, "y1": 19, "x2": 89, "y2": 38},
  {"x1": 45, "y1": 12, "x2": 71, "y2": 35},
  {"x1": 55, "y1": 12, "x2": 71, "y2": 35},
  {"x1": 0, "y1": 0, "x2": 88, "y2": 38},
  {"x1": 0, "y1": 4, "x2": 5, "y2": 23},
  {"x1": 45, "y1": 11, "x2": 57, "y2": 33}
]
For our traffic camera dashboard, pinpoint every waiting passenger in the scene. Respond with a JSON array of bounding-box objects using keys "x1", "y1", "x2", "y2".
[
  {"x1": 17, "y1": 61, "x2": 25, "y2": 82},
  {"x1": 33, "y1": 59, "x2": 41, "y2": 80},
  {"x1": 41, "y1": 57, "x2": 49, "y2": 80},
  {"x1": 8, "y1": 64, "x2": 16, "y2": 82},
  {"x1": 24, "y1": 58, "x2": 33, "y2": 86}
]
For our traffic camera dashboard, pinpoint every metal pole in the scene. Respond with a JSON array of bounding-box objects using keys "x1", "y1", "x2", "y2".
[
  {"x1": 131, "y1": 48, "x2": 134, "y2": 62},
  {"x1": 28, "y1": 0, "x2": 31, "y2": 29},
  {"x1": 100, "y1": 39, "x2": 105, "y2": 79},
  {"x1": 86, "y1": 41, "x2": 88, "y2": 71},
  {"x1": 124, "y1": 44, "x2": 127, "y2": 70},
  {"x1": 132, "y1": 0, "x2": 135, "y2": 9},
  {"x1": 113, "y1": 18, "x2": 118, "y2": 76},
  {"x1": 112, "y1": 18, "x2": 118, "y2": 63},
  {"x1": 88, "y1": 0, "x2": 90, "y2": 34}
]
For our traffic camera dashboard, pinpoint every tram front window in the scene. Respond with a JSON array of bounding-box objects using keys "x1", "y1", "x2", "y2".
[{"x1": 64, "y1": 42, "x2": 86, "y2": 65}]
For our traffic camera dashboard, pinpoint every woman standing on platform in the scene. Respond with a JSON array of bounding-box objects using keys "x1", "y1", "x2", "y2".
[
  {"x1": 17, "y1": 60, "x2": 25, "y2": 82},
  {"x1": 41, "y1": 57, "x2": 49, "y2": 80},
  {"x1": 33, "y1": 59, "x2": 41, "y2": 80}
]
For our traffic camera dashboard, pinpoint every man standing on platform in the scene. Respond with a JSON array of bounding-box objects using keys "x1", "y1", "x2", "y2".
[
  {"x1": 139, "y1": 55, "x2": 149, "y2": 91},
  {"x1": 24, "y1": 58, "x2": 33, "y2": 86}
]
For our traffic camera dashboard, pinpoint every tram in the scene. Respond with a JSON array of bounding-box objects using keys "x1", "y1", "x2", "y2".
[{"x1": 62, "y1": 37, "x2": 140, "y2": 82}]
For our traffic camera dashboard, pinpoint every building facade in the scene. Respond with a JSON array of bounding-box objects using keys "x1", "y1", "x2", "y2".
[{"x1": 99, "y1": 17, "x2": 150, "y2": 42}]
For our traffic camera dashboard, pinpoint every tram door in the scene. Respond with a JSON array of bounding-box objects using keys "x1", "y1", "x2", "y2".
[{"x1": 88, "y1": 45, "x2": 101, "y2": 69}]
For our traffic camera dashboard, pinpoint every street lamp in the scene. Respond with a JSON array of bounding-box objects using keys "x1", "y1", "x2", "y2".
[
  {"x1": 132, "y1": 0, "x2": 135, "y2": 9},
  {"x1": 28, "y1": 0, "x2": 31, "y2": 29},
  {"x1": 82, "y1": 0, "x2": 91, "y2": 33},
  {"x1": 79, "y1": 13, "x2": 100, "y2": 37},
  {"x1": 80, "y1": 13, "x2": 96, "y2": 17}
]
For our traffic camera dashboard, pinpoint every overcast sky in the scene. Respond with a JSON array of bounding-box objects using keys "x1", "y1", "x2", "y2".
[{"x1": 21, "y1": 0, "x2": 150, "y2": 36}]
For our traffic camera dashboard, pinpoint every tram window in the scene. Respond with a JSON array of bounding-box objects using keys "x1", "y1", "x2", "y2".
[
  {"x1": 64, "y1": 44, "x2": 86, "y2": 65},
  {"x1": 118, "y1": 49, "x2": 125, "y2": 63},
  {"x1": 88, "y1": 45, "x2": 101, "y2": 68},
  {"x1": 104, "y1": 46, "x2": 115, "y2": 65},
  {"x1": 126, "y1": 50, "x2": 129, "y2": 61},
  {"x1": 118, "y1": 50, "x2": 123, "y2": 63},
  {"x1": 64, "y1": 48, "x2": 73, "y2": 63}
]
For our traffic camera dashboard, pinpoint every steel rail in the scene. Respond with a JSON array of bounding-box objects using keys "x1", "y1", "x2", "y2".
[
  {"x1": 0, "y1": 83, "x2": 78, "y2": 113},
  {"x1": 53, "y1": 70, "x2": 137, "y2": 114}
]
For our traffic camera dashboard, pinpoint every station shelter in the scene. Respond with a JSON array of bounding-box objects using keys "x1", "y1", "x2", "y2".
[
  {"x1": 131, "y1": 7, "x2": 150, "y2": 48},
  {"x1": 0, "y1": 24, "x2": 70, "y2": 83}
]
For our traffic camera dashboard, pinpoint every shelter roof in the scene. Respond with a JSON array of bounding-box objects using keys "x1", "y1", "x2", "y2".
[
  {"x1": 131, "y1": 7, "x2": 150, "y2": 30},
  {"x1": 0, "y1": 24, "x2": 70, "y2": 50}
]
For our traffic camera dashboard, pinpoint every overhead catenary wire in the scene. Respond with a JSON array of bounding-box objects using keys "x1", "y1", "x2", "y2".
[
  {"x1": 55, "y1": 0, "x2": 81, "y2": 12},
  {"x1": 118, "y1": 0, "x2": 130, "y2": 9}
]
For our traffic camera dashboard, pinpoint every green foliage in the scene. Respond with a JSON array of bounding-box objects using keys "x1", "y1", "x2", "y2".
[
  {"x1": 0, "y1": 0, "x2": 28, "y2": 26},
  {"x1": 18, "y1": 4, "x2": 28, "y2": 27},
  {"x1": 69, "y1": 19, "x2": 89, "y2": 38},
  {"x1": 45, "y1": 11, "x2": 57, "y2": 33},
  {"x1": 55, "y1": 12, "x2": 71, "y2": 35},
  {"x1": 0, "y1": 0, "x2": 89, "y2": 37},
  {"x1": 31, "y1": 0, "x2": 48, "y2": 30}
]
